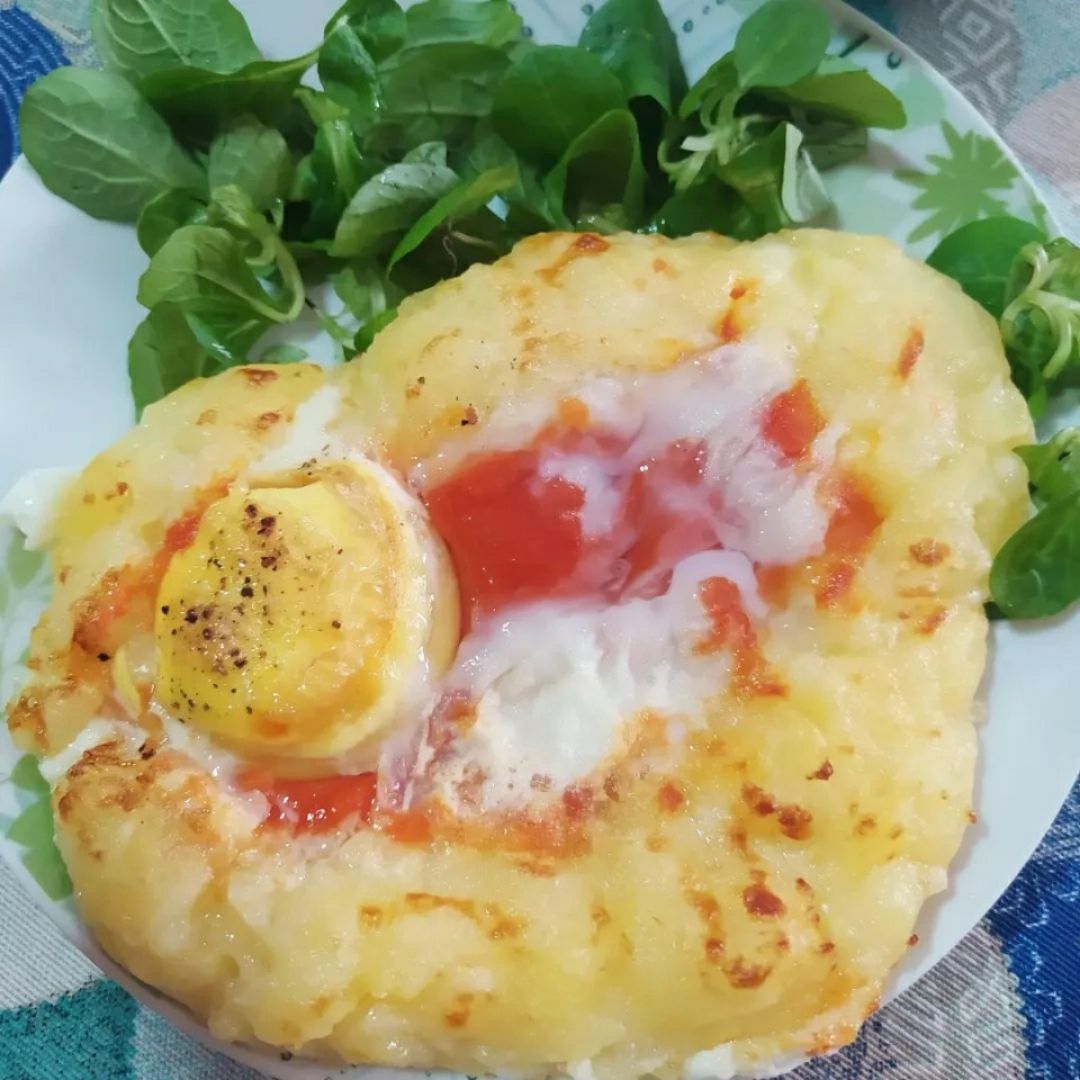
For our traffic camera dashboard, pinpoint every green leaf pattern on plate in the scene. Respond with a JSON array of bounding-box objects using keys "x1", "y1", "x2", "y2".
[
  {"x1": 0, "y1": 528, "x2": 72, "y2": 901},
  {"x1": 897, "y1": 120, "x2": 1021, "y2": 244}
]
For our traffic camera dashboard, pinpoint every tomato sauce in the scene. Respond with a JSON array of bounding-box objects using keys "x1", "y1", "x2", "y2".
[
  {"x1": 813, "y1": 475, "x2": 883, "y2": 607},
  {"x1": 252, "y1": 771, "x2": 379, "y2": 832},
  {"x1": 424, "y1": 449, "x2": 589, "y2": 624},
  {"x1": 761, "y1": 380, "x2": 825, "y2": 461},
  {"x1": 426, "y1": 423, "x2": 732, "y2": 625},
  {"x1": 247, "y1": 380, "x2": 879, "y2": 835},
  {"x1": 696, "y1": 577, "x2": 785, "y2": 697}
]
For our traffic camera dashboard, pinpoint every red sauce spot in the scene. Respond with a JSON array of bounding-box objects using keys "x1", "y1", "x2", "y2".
[
  {"x1": 556, "y1": 396, "x2": 591, "y2": 430},
  {"x1": 621, "y1": 439, "x2": 717, "y2": 592},
  {"x1": 426, "y1": 422, "x2": 729, "y2": 624},
  {"x1": 257, "y1": 771, "x2": 378, "y2": 832},
  {"x1": 807, "y1": 760, "x2": 834, "y2": 781},
  {"x1": 813, "y1": 475, "x2": 884, "y2": 607},
  {"x1": 658, "y1": 782, "x2": 685, "y2": 813},
  {"x1": 562, "y1": 785, "x2": 595, "y2": 820},
  {"x1": 825, "y1": 477, "x2": 882, "y2": 557},
  {"x1": 755, "y1": 563, "x2": 795, "y2": 608},
  {"x1": 705, "y1": 937, "x2": 725, "y2": 963},
  {"x1": 696, "y1": 577, "x2": 785, "y2": 697},
  {"x1": 575, "y1": 233, "x2": 608, "y2": 252},
  {"x1": 383, "y1": 809, "x2": 433, "y2": 844},
  {"x1": 743, "y1": 783, "x2": 777, "y2": 817},
  {"x1": 715, "y1": 307, "x2": 741, "y2": 343},
  {"x1": 762, "y1": 380, "x2": 826, "y2": 462},
  {"x1": 537, "y1": 234, "x2": 610, "y2": 283},
  {"x1": 163, "y1": 508, "x2": 205, "y2": 555},
  {"x1": 729, "y1": 282, "x2": 748, "y2": 300},
  {"x1": 425, "y1": 449, "x2": 587, "y2": 626},
  {"x1": 897, "y1": 328, "x2": 924, "y2": 379},
  {"x1": 813, "y1": 561, "x2": 857, "y2": 607},
  {"x1": 424, "y1": 692, "x2": 478, "y2": 758}
]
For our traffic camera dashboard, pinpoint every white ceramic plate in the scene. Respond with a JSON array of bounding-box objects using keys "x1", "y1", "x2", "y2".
[{"x1": 1, "y1": 2, "x2": 1076, "y2": 1078}]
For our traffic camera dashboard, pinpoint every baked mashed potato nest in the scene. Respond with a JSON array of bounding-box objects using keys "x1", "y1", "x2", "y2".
[{"x1": 7, "y1": 230, "x2": 1032, "y2": 1077}]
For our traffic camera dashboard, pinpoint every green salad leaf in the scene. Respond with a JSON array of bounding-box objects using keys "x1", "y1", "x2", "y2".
[
  {"x1": 19, "y1": 67, "x2": 204, "y2": 221},
  {"x1": 926, "y1": 216, "x2": 1046, "y2": 319},
  {"x1": 1017, "y1": 429, "x2": 1080, "y2": 506},
  {"x1": 19, "y1": 0, "x2": 907, "y2": 419},
  {"x1": 758, "y1": 56, "x2": 905, "y2": 129},
  {"x1": 140, "y1": 52, "x2": 318, "y2": 139},
  {"x1": 493, "y1": 46, "x2": 627, "y2": 168},
  {"x1": 658, "y1": 0, "x2": 899, "y2": 235},
  {"x1": 257, "y1": 343, "x2": 311, "y2": 363},
  {"x1": 371, "y1": 41, "x2": 512, "y2": 153},
  {"x1": 137, "y1": 187, "x2": 207, "y2": 255},
  {"x1": 579, "y1": 0, "x2": 687, "y2": 114},
  {"x1": 544, "y1": 109, "x2": 646, "y2": 232},
  {"x1": 208, "y1": 121, "x2": 293, "y2": 210},
  {"x1": 91, "y1": 0, "x2": 260, "y2": 80},
  {"x1": 733, "y1": 0, "x2": 831, "y2": 90},
  {"x1": 404, "y1": 0, "x2": 523, "y2": 49},
  {"x1": 319, "y1": 20, "x2": 381, "y2": 129},
  {"x1": 1003, "y1": 237, "x2": 1080, "y2": 389},
  {"x1": 324, "y1": 0, "x2": 407, "y2": 60},
  {"x1": 295, "y1": 116, "x2": 372, "y2": 237},
  {"x1": 389, "y1": 162, "x2": 517, "y2": 267},
  {"x1": 128, "y1": 303, "x2": 216, "y2": 417},
  {"x1": 929, "y1": 216, "x2": 1080, "y2": 619},
  {"x1": 990, "y1": 490, "x2": 1080, "y2": 620},
  {"x1": 331, "y1": 146, "x2": 460, "y2": 257},
  {"x1": 651, "y1": 178, "x2": 756, "y2": 239},
  {"x1": 138, "y1": 223, "x2": 300, "y2": 323}
]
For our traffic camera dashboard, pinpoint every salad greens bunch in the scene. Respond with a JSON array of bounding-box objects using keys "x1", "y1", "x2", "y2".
[
  {"x1": 18, "y1": 0, "x2": 903, "y2": 414},
  {"x1": 928, "y1": 218, "x2": 1080, "y2": 619}
]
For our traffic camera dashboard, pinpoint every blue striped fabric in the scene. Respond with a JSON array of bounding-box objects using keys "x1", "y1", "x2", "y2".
[{"x1": 0, "y1": 6, "x2": 66, "y2": 169}]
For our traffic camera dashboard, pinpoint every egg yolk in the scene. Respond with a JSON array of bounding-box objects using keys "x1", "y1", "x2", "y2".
[{"x1": 154, "y1": 461, "x2": 458, "y2": 759}]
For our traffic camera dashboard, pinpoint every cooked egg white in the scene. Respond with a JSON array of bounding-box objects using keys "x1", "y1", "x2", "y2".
[
  {"x1": 6, "y1": 231, "x2": 1032, "y2": 1080},
  {"x1": 422, "y1": 549, "x2": 760, "y2": 814},
  {"x1": 0, "y1": 466, "x2": 77, "y2": 548}
]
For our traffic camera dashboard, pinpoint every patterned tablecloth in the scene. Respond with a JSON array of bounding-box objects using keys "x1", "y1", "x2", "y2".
[{"x1": 1, "y1": 1, "x2": 1078, "y2": 1078}]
